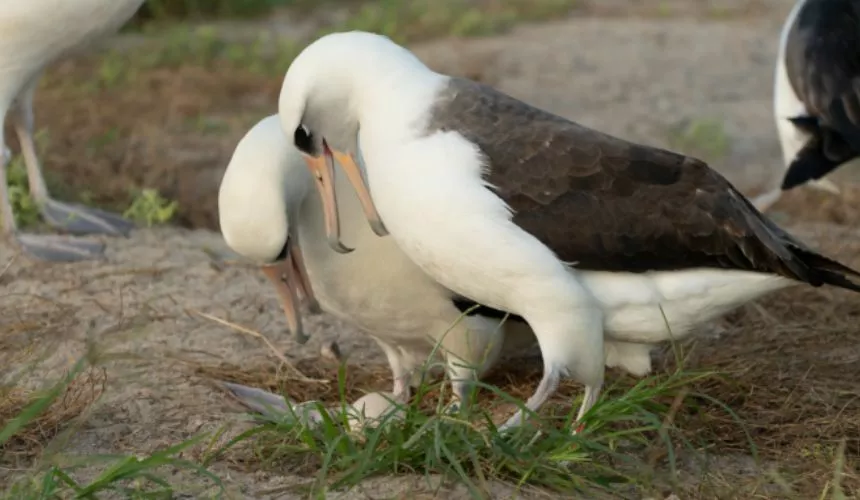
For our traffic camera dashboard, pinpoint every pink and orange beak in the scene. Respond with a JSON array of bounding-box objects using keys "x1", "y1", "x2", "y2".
[
  {"x1": 260, "y1": 237, "x2": 321, "y2": 345},
  {"x1": 302, "y1": 142, "x2": 388, "y2": 253}
]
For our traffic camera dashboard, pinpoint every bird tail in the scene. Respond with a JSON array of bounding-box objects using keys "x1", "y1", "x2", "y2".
[
  {"x1": 739, "y1": 192, "x2": 860, "y2": 292},
  {"x1": 789, "y1": 246, "x2": 860, "y2": 292}
]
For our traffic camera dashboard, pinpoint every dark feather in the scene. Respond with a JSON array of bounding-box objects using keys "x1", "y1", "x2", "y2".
[
  {"x1": 425, "y1": 77, "x2": 860, "y2": 292},
  {"x1": 451, "y1": 297, "x2": 527, "y2": 323},
  {"x1": 782, "y1": 0, "x2": 860, "y2": 187}
]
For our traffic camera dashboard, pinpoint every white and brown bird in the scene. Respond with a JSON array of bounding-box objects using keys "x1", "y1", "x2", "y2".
[
  {"x1": 0, "y1": 0, "x2": 142, "y2": 262},
  {"x1": 277, "y1": 31, "x2": 860, "y2": 433},
  {"x1": 753, "y1": 0, "x2": 860, "y2": 211}
]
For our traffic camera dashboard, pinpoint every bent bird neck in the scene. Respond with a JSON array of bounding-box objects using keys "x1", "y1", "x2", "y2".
[{"x1": 351, "y1": 66, "x2": 446, "y2": 144}]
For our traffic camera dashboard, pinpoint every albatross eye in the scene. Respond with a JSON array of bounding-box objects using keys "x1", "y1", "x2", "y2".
[{"x1": 294, "y1": 124, "x2": 315, "y2": 155}]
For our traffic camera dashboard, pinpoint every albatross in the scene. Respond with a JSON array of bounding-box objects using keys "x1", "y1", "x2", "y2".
[
  {"x1": 277, "y1": 31, "x2": 860, "y2": 432},
  {"x1": 0, "y1": 0, "x2": 142, "y2": 262},
  {"x1": 218, "y1": 114, "x2": 541, "y2": 409},
  {"x1": 753, "y1": 0, "x2": 860, "y2": 211},
  {"x1": 219, "y1": 115, "x2": 664, "y2": 413}
]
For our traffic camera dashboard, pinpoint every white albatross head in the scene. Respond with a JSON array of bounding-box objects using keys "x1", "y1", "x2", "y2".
[
  {"x1": 278, "y1": 30, "x2": 434, "y2": 251},
  {"x1": 218, "y1": 114, "x2": 320, "y2": 344}
]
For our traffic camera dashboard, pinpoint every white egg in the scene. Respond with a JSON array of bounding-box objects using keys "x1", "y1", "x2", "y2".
[{"x1": 346, "y1": 391, "x2": 405, "y2": 432}]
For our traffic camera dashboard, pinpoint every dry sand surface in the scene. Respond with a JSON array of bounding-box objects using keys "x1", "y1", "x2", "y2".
[{"x1": 3, "y1": 1, "x2": 860, "y2": 498}]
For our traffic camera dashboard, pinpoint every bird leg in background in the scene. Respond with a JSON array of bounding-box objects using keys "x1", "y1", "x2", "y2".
[
  {"x1": 375, "y1": 339, "x2": 413, "y2": 403},
  {"x1": 0, "y1": 139, "x2": 106, "y2": 262},
  {"x1": 11, "y1": 78, "x2": 135, "y2": 238},
  {"x1": 0, "y1": 146, "x2": 16, "y2": 235}
]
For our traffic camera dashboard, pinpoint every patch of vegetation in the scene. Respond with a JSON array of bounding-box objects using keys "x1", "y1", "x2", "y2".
[
  {"x1": 2, "y1": 351, "x2": 852, "y2": 498},
  {"x1": 131, "y1": 0, "x2": 580, "y2": 41},
  {"x1": 123, "y1": 189, "x2": 179, "y2": 227},
  {"x1": 4, "y1": 156, "x2": 40, "y2": 229},
  {"x1": 3, "y1": 131, "x2": 57, "y2": 230},
  {"x1": 213, "y1": 368, "x2": 722, "y2": 497},
  {"x1": 1, "y1": 358, "x2": 222, "y2": 499},
  {"x1": 134, "y1": 0, "x2": 289, "y2": 25},
  {"x1": 96, "y1": 0, "x2": 581, "y2": 90}
]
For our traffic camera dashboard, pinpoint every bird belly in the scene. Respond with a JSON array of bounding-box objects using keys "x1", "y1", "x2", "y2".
[{"x1": 578, "y1": 268, "x2": 791, "y2": 343}]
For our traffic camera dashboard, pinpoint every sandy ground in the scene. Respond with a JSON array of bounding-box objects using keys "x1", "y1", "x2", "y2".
[{"x1": 3, "y1": 1, "x2": 860, "y2": 498}]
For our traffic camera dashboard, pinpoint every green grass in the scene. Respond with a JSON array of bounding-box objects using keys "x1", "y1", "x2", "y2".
[
  {"x1": 3, "y1": 130, "x2": 52, "y2": 230},
  {"x1": 107, "y1": 0, "x2": 583, "y2": 85},
  {"x1": 132, "y1": 0, "x2": 580, "y2": 43},
  {"x1": 1, "y1": 358, "x2": 223, "y2": 499},
  {"x1": 4, "y1": 351, "x2": 853, "y2": 498},
  {"x1": 214, "y1": 369, "x2": 724, "y2": 497},
  {"x1": 91, "y1": 0, "x2": 580, "y2": 90},
  {"x1": 123, "y1": 189, "x2": 179, "y2": 227},
  {"x1": 134, "y1": 0, "x2": 291, "y2": 24},
  {"x1": 3, "y1": 153, "x2": 178, "y2": 230},
  {"x1": 5, "y1": 156, "x2": 40, "y2": 229}
]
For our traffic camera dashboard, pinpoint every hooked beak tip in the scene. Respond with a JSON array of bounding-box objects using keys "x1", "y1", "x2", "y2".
[
  {"x1": 370, "y1": 219, "x2": 389, "y2": 237},
  {"x1": 328, "y1": 236, "x2": 354, "y2": 254}
]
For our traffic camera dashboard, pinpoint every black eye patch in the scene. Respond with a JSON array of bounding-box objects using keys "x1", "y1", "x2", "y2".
[{"x1": 294, "y1": 125, "x2": 315, "y2": 154}]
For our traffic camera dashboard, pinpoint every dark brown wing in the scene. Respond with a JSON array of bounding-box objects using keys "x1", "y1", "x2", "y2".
[
  {"x1": 780, "y1": 0, "x2": 860, "y2": 188},
  {"x1": 785, "y1": 0, "x2": 860, "y2": 151},
  {"x1": 425, "y1": 77, "x2": 860, "y2": 289}
]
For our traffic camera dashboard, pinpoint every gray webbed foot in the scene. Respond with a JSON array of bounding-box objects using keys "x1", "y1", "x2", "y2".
[
  {"x1": 41, "y1": 198, "x2": 135, "y2": 236},
  {"x1": 16, "y1": 233, "x2": 106, "y2": 262}
]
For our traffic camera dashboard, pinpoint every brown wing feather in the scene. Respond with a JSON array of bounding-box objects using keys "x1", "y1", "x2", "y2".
[{"x1": 425, "y1": 78, "x2": 859, "y2": 288}]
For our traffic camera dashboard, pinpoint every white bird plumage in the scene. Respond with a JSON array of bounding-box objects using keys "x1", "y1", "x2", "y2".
[
  {"x1": 0, "y1": 0, "x2": 143, "y2": 262},
  {"x1": 218, "y1": 114, "x2": 540, "y2": 409},
  {"x1": 276, "y1": 31, "x2": 860, "y2": 432}
]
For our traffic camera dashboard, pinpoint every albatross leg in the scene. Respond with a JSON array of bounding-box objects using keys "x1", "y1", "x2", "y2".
[
  {"x1": 497, "y1": 300, "x2": 605, "y2": 434},
  {"x1": 496, "y1": 368, "x2": 602, "y2": 435},
  {"x1": 11, "y1": 79, "x2": 135, "y2": 238},
  {"x1": 0, "y1": 140, "x2": 106, "y2": 262},
  {"x1": 497, "y1": 366, "x2": 561, "y2": 433},
  {"x1": 573, "y1": 384, "x2": 601, "y2": 434},
  {"x1": 374, "y1": 338, "x2": 413, "y2": 402}
]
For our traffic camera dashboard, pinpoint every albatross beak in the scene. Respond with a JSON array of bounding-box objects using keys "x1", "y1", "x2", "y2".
[
  {"x1": 260, "y1": 238, "x2": 320, "y2": 345},
  {"x1": 329, "y1": 150, "x2": 388, "y2": 238},
  {"x1": 303, "y1": 150, "x2": 353, "y2": 254}
]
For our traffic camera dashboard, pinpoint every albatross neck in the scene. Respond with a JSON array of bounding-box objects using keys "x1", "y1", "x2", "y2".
[{"x1": 349, "y1": 62, "x2": 447, "y2": 144}]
